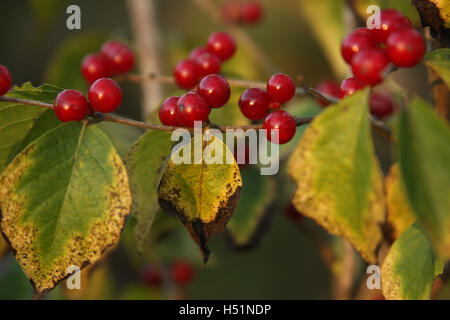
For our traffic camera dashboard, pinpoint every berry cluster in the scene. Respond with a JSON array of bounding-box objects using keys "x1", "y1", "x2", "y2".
[
  {"x1": 240, "y1": 73, "x2": 297, "y2": 144},
  {"x1": 316, "y1": 9, "x2": 425, "y2": 119},
  {"x1": 174, "y1": 32, "x2": 236, "y2": 90},
  {"x1": 221, "y1": 0, "x2": 264, "y2": 25},
  {"x1": 141, "y1": 260, "x2": 195, "y2": 289},
  {"x1": 81, "y1": 40, "x2": 135, "y2": 84}
]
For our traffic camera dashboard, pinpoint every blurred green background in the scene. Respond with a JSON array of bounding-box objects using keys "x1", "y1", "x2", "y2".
[{"x1": 0, "y1": 0, "x2": 440, "y2": 300}]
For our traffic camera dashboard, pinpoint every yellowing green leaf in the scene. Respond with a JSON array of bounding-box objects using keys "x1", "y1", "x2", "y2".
[
  {"x1": 0, "y1": 237, "x2": 8, "y2": 261},
  {"x1": 385, "y1": 164, "x2": 416, "y2": 240},
  {"x1": 0, "y1": 122, "x2": 131, "y2": 296},
  {"x1": 158, "y1": 133, "x2": 242, "y2": 263},
  {"x1": 397, "y1": 97, "x2": 450, "y2": 260},
  {"x1": 288, "y1": 89, "x2": 385, "y2": 263},
  {"x1": 425, "y1": 49, "x2": 450, "y2": 88},
  {"x1": 125, "y1": 130, "x2": 174, "y2": 252},
  {"x1": 382, "y1": 224, "x2": 438, "y2": 300},
  {"x1": 0, "y1": 83, "x2": 62, "y2": 173}
]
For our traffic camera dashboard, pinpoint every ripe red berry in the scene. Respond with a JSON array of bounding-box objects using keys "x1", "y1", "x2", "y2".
[
  {"x1": 351, "y1": 48, "x2": 390, "y2": 86},
  {"x1": 267, "y1": 73, "x2": 296, "y2": 104},
  {"x1": 54, "y1": 89, "x2": 89, "y2": 122},
  {"x1": 195, "y1": 53, "x2": 222, "y2": 79},
  {"x1": 207, "y1": 32, "x2": 237, "y2": 61},
  {"x1": 88, "y1": 78, "x2": 123, "y2": 113},
  {"x1": 240, "y1": 1, "x2": 263, "y2": 24},
  {"x1": 176, "y1": 91, "x2": 211, "y2": 127},
  {"x1": 386, "y1": 29, "x2": 425, "y2": 68},
  {"x1": 189, "y1": 47, "x2": 209, "y2": 60},
  {"x1": 238, "y1": 88, "x2": 270, "y2": 120},
  {"x1": 316, "y1": 80, "x2": 339, "y2": 106},
  {"x1": 101, "y1": 40, "x2": 135, "y2": 75},
  {"x1": 370, "y1": 92, "x2": 395, "y2": 119},
  {"x1": 221, "y1": 1, "x2": 242, "y2": 23},
  {"x1": 0, "y1": 65, "x2": 12, "y2": 96},
  {"x1": 339, "y1": 77, "x2": 365, "y2": 98},
  {"x1": 159, "y1": 96, "x2": 180, "y2": 126},
  {"x1": 352, "y1": 27, "x2": 373, "y2": 38},
  {"x1": 269, "y1": 101, "x2": 281, "y2": 110},
  {"x1": 170, "y1": 260, "x2": 195, "y2": 286},
  {"x1": 81, "y1": 53, "x2": 110, "y2": 84},
  {"x1": 341, "y1": 31, "x2": 377, "y2": 64},
  {"x1": 371, "y1": 9, "x2": 412, "y2": 44},
  {"x1": 263, "y1": 110, "x2": 297, "y2": 144},
  {"x1": 174, "y1": 59, "x2": 199, "y2": 90},
  {"x1": 198, "y1": 74, "x2": 231, "y2": 108},
  {"x1": 141, "y1": 265, "x2": 163, "y2": 288}
]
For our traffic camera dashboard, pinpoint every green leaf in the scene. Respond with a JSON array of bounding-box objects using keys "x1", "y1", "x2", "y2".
[
  {"x1": 0, "y1": 122, "x2": 132, "y2": 295},
  {"x1": 0, "y1": 82, "x2": 62, "y2": 173},
  {"x1": 385, "y1": 164, "x2": 416, "y2": 240},
  {"x1": 125, "y1": 130, "x2": 174, "y2": 252},
  {"x1": 98, "y1": 122, "x2": 144, "y2": 158},
  {"x1": 382, "y1": 224, "x2": 438, "y2": 300},
  {"x1": 45, "y1": 33, "x2": 108, "y2": 91},
  {"x1": 226, "y1": 166, "x2": 276, "y2": 248},
  {"x1": 425, "y1": 49, "x2": 450, "y2": 88},
  {"x1": 0, "y1": 237, "x2": 7, "y2": 261},
  {"x1": 158, "y1": 133, "x2": 242, "y2": 263},
  {"x1": 287, "y1": 89, "x2": 385, "y2": 263},
  {"x1": 397, "y1": 97, "x2": 450, "y2": 259}
]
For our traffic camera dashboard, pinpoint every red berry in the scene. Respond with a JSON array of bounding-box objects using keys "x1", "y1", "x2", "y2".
[
  {"x1": 371, "y1": 9, "x2": 412, "y2": 44},
  {"x1": 0, "y1": 65, "x2": 12, "y2": 96},
  {"x1": 54, "y1": 89, "x2": 89, "y2": 122},
  {"x1": 221, "y1": 1, "x2": 242, "y2": 23},
  {"x1": 170, "y1": 260, "x2": 195, "y2": 286},
  {"x1": 238, "y1": 88, "x2": 270, "y2": 120},
  {"x1": 352, "y1": 48, "x2": 390, "y2": 86},
  {"x1": 88, "y1": 78, "x2": 123, "y2": 113},
  {"x1": 159, "y1": 96, "x2": 180, "y2": 126},
  {"x1": 386, "y1": 29, "x2": 425, "y2": 68},
  {"x1": 189, "y1": 47, "x2": 208, "y2": 60},
  {"x1": 101, "y1": 40, "x2": 135, "y2": 75},
  {"x1": 263, "y1": 110, "x2": 297, "y2": 144},
  {"x1": 341, "y1": 31, "x2": 377, "y2": 64},
  {"x1": 352, "y1": 27, "x2": 373, "y2": 38},
  {"x1": 195, "y1": 53, "x2": 222, "y2": 79},
  {"x1": 207, "y1": 32, "x2": 237, "y2": 61},
  {"x1": 316, "y1": 80, "x2": 339, "y2": 106},
  {"x1": 370, "y1": 92, "x2": 395, "y2": 119},
  {"x1": 269, "y1": 101, "x2": 281, "y2": 110},
  {"x1": 339, "y1": 77, "x2": 365, "y2": 98},
  {"x1": 176, "y1": 91, "x2": 211, "y2": 127},
  {"x1": 141, "y1": 265, "x2": 163, "y2": 288},
  {"x1": 198, "y1": 74, "x2": 231, "y2": 108},
  {"x1": 174, "y1": 59, "x2": 199, "y2": 90},
  {"x1": 81, "y1": 53, "x2": 110, "y2": 84},
  {"x1": 267, "y1": 73, "x2": 296, "y2": 104},
  {"x1": 240, "y1": 1, "x2": 263, "y2": 24}
]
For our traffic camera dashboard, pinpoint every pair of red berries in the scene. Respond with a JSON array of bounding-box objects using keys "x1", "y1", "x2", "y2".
[
  {"x1": 174, "y1": 32, "x2": 236, "y2": 90},
  {"x1": 221, "y1": 0, "x2": 264, "y2": 25},
  {"x1": 239, "y1": 73, "x2": 297, "y2": 144},
  {"x1": 81, "y1": 40, "x2": 135, "y2": 84},
  {"x1": 341, "y1": 9, "x2": 425, "y2": 86},
  {"x1": 54, "y1": 78, "x2": 123, "y2": 122},
  {"x1": 0, "y1": 65, "x2": 12, "y2": 96},
  {"x1": 142, "y1": 260, "x2": 195, "y2": 288},
  {"x1": 159, "y1": 74, "x2": 231, "y2": 127},
  {"x1": 316, "y1": 79, "x2": 395, "y2": 119}
]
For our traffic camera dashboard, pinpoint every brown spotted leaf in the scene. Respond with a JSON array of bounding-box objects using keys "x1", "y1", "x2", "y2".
[
  {"x1": 158, "y1": 132, "x2": 242, "y2": 263},
  {"x1": 288, "y1": 89, "x2": 385, "y2": 263},
  {"x1": 0, "y1": 122, "x2": 131, "y2": 296}
]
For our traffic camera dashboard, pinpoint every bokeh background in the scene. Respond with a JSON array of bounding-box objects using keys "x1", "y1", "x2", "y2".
[{"x1": 0, "y1": 0, "x2": 443, "y2": 300}]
